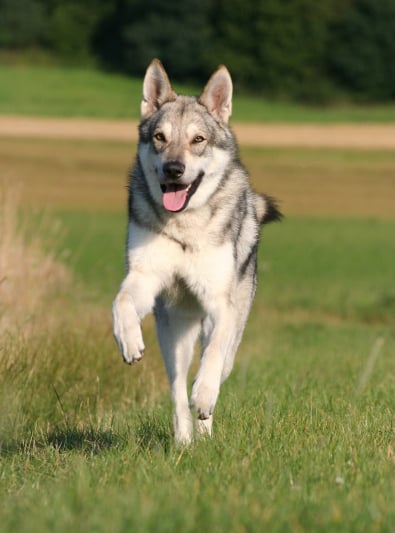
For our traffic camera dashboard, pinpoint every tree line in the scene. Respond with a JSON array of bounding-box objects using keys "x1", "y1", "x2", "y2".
[{"x1": 1, "y1": 0, "x2": 395, "y2": 102}]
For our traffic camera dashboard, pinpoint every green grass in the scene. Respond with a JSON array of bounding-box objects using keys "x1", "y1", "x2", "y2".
[
  {"x1": 1, "y1": 64, "x2": 395, "y2": 122},
  {"x1": 260, "y1": 218, "x2": 395, "y2": 324},
  {"x1": 1, "y1": 209, "x2": 394, "y2": 532},
  {"x1": 1, "y1": 138, "x2": 394, "y2": 531}
]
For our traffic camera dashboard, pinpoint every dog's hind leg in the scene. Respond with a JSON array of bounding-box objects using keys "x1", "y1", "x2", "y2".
[
  {"x1": 190, "y1": 302, "x2": 237, "y2": 421},
  {"x1": 195, "y1": 415, "x2": 213, "y2": 438},
  {"x1": 154, "y1": 299, "x2": 202, "y2": 445},
  {"x1": 221, "y1": 272, "x2": 257, "y2": 382}
]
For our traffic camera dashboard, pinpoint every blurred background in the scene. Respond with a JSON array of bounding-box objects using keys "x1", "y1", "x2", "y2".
[{"x1": 1, "y1": 0, "x2": 395, "y2": 102}]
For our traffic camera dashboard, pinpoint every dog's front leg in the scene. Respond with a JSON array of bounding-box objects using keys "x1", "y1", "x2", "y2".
[
  {"x1": 112, "y1": 271, "x2": 161, "y2": 364},
  {"x1": 190, "y1": 302, "x2": 237, "y2": 420},
  {"x1": 155, "y1": 301, "x2": 202, "y2": 445}
]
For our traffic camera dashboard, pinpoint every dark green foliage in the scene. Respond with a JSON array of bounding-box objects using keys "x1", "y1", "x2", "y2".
[
  {"x1": 94, "y1": 0, "x2": 212, "y2": 82},
  {"x1": 48, "y1": 2, "x2": 97, "y2": 63},
  {"x1": 207, "y1": 0, "x2": 337, "y2": 100},
  {"x1": 326, "y1": 0, "x2": 395, "y2": 100},
  {"x1": 0, "y1": 0, "x2": 47, "y2": 47},
  {"x1": 0, "y1": 0, "x2": 395, "y2": 101}
]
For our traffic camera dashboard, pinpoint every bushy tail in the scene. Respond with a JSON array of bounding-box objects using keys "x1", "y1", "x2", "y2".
[{"x1": 255, "y1": 193, "x2": 283, "y2": 225}]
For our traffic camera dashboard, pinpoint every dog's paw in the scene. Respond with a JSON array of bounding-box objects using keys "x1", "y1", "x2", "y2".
[
  {"x1": 173, "y1": 412, "x2": 194, "y2": 447},
  {"x1": 112, "y1": 292, "x2": 145, "y2": 364},
  {"x1": 195, "y1": 416, "x2": 213, "y2": 438},
  {"x1": 190, "y1": 376, "x2": 219, "y2": 420}
]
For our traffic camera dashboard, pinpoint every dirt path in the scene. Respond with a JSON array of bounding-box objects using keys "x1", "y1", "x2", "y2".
[{"x1": 1, "y1": 115, "x2": 395, "y2": 149}]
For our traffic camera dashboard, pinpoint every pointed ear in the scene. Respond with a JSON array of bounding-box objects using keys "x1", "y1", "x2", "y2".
[
  {"x1": 141, "y1": 59, "x2": 176, "y2": 119},
  {"x1": 199, "y1": 65, "x2": 233, "y2": 124}
]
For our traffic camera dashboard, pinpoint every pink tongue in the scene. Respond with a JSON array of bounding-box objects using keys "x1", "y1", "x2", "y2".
[{"x1": 162, "y1": 185, "x2": 188, "y2": 212}]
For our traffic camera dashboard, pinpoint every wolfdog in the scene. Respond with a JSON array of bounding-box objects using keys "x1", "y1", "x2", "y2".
[{"x1": 112, "y1": 59, "x2": 281, "y2": 444}]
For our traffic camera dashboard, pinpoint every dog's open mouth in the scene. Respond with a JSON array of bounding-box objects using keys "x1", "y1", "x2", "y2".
[{"x1": 160, "y1": 173, "x2": 203, "y2": 212}]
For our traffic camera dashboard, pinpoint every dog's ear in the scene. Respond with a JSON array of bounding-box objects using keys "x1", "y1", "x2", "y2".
[
  {"x1": 199, "y1": 65, "x2": 233, "y2": 124},
  {"x1": 141, "y1": 59, "x2": 176, "y2": 119}
]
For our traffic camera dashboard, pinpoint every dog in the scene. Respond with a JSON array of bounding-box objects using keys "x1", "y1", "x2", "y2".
[{"x1": 112, "y1": 59, "x2": 281, "y2": 444}]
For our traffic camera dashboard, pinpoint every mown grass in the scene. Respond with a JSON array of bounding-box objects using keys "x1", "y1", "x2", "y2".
[
  {"x1": 1, "y1": 138, "x2": 394, "y2": 531},
  {"x1": 1, "y1": 64, "x2": 395, "y2": 122}
]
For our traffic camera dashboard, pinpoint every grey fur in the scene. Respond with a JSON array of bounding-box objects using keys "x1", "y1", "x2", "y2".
[{"x1": 112, "y1": 59, "x2": 281, "y2": 444}]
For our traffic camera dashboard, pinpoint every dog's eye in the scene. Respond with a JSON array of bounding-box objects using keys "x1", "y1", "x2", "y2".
[
  {"x1": 154, "y1": 132, "x2": 166, "y2": 142},
  {"x1": 192, "y1": 135, "x2": 205, "y2": 144}
]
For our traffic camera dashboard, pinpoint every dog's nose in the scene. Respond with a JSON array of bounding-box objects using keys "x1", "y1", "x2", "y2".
[{"x1": 163, "y1": 161, "x2": 185, "y2": 180}]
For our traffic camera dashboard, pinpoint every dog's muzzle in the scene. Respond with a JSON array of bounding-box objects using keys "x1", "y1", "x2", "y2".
[
  {"x1": 160, "y1": 170, "x2": 204, "y2": 213},
  {"x1": 163, "y1": 161, "x2": 185, "y2": 180}
]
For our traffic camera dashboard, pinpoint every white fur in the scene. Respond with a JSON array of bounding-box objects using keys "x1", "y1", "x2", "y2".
[
  {"x1": 112, "y1": 60, "x2": 269, "y2": 445},
  {"x1": 113, "y1": 219, "x2": 240, "y2": 443}
]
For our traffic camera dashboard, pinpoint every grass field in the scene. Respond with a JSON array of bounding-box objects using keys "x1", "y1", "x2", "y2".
[
  {"x1": 0, "y1": 136, "x2": 394, "y2": 532},
  {"x1": 2, "y1": 64, "x2": 395, "y2": 122}
]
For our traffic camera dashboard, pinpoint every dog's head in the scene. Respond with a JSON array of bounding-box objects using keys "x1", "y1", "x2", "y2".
[{"x1": 138, "y1": 59, "x2": 235, "y2": 213}]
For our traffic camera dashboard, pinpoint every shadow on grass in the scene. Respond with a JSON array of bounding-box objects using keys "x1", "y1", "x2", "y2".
[
  {"x1": 46, "y1": 426, "x2": 123, "y2": 454},
  {"x1": 1, "y1": 414, "x2": 173, "y2": 457},
  {"x1": 47, "y1": 416, "x2": 172, "y2": 455}
]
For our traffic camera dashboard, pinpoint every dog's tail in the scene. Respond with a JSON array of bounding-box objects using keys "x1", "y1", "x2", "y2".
[{"x1": 255, "y1": 193, "x2": 283, "y2": 225}]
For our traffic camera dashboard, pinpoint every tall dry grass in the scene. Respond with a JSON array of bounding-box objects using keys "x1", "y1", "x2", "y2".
[
  {"x1": 0, "y1": 183, "x2": 71, "y2": 337},
  {"x1": 0, "y1": 183, "x2": 77, "y2": 439}
]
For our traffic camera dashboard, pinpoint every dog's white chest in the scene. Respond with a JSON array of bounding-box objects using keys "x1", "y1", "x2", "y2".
[{"x1": 127, "y1": 223, "x2": 234, "y2": 301}]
